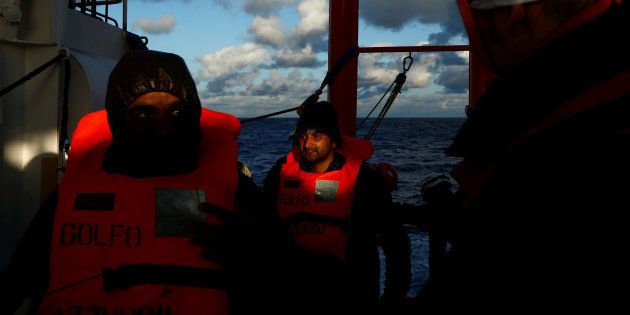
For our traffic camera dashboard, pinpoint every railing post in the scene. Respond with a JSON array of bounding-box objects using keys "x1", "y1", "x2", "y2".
[
  {"x1": 91, "y1": 0, "x2": 97, "y2": 17},
  {"x1": 328, "y1": 0, "x2": 359, "y2": 136},
  {"x1": 123, "y1": 0, "x2": 127, "y2": 31}
]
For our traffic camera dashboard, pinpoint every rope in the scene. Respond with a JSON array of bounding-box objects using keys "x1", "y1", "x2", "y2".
[
  {"x1": 0, "y1": 50, "x2": 68, "y2": 98},
  {"x1": 360, "y1": 53, "x2": 414, "y2": 140},
  {"x1": 45, "y1": 272, "x2": 103, "y2": 296},
  {"x1": 356, "y1": 80, "x2": 396, "y2": 131},
  {"x1": 240, "y1": 45, "x2": 359, "y2": 124},
  {"x1": 239, "y1": 106, "x2": 301, "y2": 124},
  {"x1": 240, "y1": 93, "x2": 320, "y2": 124},
  {"x1": 363, "y1": 73, "x2": 407, "y2": 140}
]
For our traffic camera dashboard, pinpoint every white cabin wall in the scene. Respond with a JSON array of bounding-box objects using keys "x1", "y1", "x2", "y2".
[{"x1": 1, "y1": 0, "x2": 128, "y2": 276}]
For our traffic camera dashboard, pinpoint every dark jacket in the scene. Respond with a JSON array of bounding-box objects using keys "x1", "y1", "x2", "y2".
[{"x1": 423, "y1": 2, "x2": 630, "y2": 311}]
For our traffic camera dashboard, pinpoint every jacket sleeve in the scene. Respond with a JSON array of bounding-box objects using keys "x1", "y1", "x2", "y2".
[
  {"x1": 262, "y1": 157, "x2": 286, "y2": 216},
  {"x1": 0, "y1": 189, "x2": 57, "y2": 314}
]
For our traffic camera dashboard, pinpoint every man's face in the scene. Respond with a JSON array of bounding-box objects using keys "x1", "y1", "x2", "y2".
[
  {"x1": 122, "y1": 91, "x2": 199, "y2": 158},
  {"x1": 298, "y1": 129, "x2": 337, "y2": 165}
]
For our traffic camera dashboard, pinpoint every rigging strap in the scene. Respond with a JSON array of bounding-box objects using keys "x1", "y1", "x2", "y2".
[
  {"x1": 0, "y1": 49, "x2": 68, "y2": 98},
  {"x1": 360, "y1": 53, "x2": 414, "y2": 139}
]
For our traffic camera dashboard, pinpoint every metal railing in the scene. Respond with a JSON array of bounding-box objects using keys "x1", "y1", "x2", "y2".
[{"x1": 67, "y1": 0, "x2": 126, "y2": 30}]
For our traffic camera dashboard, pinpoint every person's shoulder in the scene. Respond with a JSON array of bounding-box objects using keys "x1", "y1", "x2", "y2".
[
  {"x1": 275, "y1": 155, "x2": 288, "y2": 166},
  {"x1": 357, "y1": 162, "x2": 387, "y2": 187},
  {"x1": 263, "y1": 155, "x2": 288, "y2": 188},
  {"x1": 269, "y1": 156, "x2": 288, "y2": 173},
  {"x1": 359, "y1": 162, "x2": 379, "y2": 177}
]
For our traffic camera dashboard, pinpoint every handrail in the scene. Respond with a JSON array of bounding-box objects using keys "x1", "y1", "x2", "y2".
[
  {"x1": 358, "y1": 45, "x2": 469, "y2": 54},
  {"x1": 67, "y1": 0, "x2": 124, "y2": 28}
]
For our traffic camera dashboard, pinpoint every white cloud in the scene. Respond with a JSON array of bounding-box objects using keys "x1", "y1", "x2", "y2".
[
  {"x1": 249, "y1": 16, "x2": 284, "y2": 46},
  {"x1": 242, "y1": 0, "x2": 328, "y2": 67},
  {"x1": 360, "y1": 0, "x2": 466, "y2": 45},
  {"x1": 360, "y1": 53, "x2": 400, "y2": 86},
  {"x1": 132, "y1": 15, "x2": 176, "y2": 35},
  {"x1": 456, "y1": 51, "x2": 469, "y2": 63},
  {"x1": 294, "y1": 0, "x2": 328, "y2": 38},
  {"x1": 243, "y1": 0, "x2": 294, "y2": 15},
  {"x1": 197, "y1": 43, "x2": 271, "y2": 80},
  {"x1": 360, "y1": 0, "x2": 450, "y2": 29},
  {"x1": 199, "y1": 69, "x2": 324, "y2": 117},
  {"x1": 358, "y1": 44, "x2": 435, "y2": 89},
  {"x1": 274, "y1": 44, "x2": 319, "y2": 67},
  {"x1": 248, "y1": 69, "x2": 309, "y2": 95},
  {"x1": 406, "y1": 54, "x2": 438, "y2": 89}
]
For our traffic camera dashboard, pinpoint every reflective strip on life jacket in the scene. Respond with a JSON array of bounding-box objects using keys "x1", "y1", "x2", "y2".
[
  {"x1": 38, "y1": 108, "x2": 240, "y2": 315},
  {"x1": 277, "y1": 136, "x2": 372, "y2": 261}
]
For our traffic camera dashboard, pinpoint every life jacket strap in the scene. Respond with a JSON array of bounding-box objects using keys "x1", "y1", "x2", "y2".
[
  {"x1": 102, "y1": 264, "x2": 228, "y2": 292},
  {"x1": 285, "y1": 212, "x2": 350, "y2": 232}
]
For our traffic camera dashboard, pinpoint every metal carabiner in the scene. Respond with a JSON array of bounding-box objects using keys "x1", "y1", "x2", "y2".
[{"x1": 403, "y1": 52, "x2": 414, "y2": 73}]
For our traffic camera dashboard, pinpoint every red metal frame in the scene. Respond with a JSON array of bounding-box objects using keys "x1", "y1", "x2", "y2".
[
  {"x1": 328, "y1": 0, "x2": 475, "y2": 135},
  {"x1": 358, "y1": 45, "x2": 469, "y2": 54}
]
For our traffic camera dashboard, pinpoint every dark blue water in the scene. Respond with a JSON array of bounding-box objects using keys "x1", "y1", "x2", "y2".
[{"x1": 238, "y1": 118, "x2": 464, "y2": 295}]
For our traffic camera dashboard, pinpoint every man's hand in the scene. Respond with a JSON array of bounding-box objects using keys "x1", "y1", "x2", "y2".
[
  {"x1": 420, "y1": 174, "x2": 460, "y2": 239},
  {"x1": 190, "y1": 202, "x2": 269, "y2": 265}
]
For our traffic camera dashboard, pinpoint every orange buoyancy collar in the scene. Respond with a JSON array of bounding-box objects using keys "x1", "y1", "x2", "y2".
[
  {"x1": 38, "y1": 108, "x2": 240, "y2": 315},
  {"x1": 277, "y1": 136, "x2": 373, "y2": 261}
]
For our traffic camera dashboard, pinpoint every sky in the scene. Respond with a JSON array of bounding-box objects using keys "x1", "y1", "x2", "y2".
[{"x1": 110, "y1": 0, "x2": 470, "y2": 117}]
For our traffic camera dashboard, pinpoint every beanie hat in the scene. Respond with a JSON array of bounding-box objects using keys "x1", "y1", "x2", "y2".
[
  {"x1": 469, "y1": 0, "x2": 541, "y2": 9},
  {"x1": 296, "y1": 101, "x2": 342, "y2": 144},
  {"x1": 105, "y1": 50, "x2": 201, "y2": 138}
]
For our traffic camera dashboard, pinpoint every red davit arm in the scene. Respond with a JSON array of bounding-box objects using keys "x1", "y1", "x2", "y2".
[{"x1": 328, "y1": 0, "x2": 359, "y2": 136}]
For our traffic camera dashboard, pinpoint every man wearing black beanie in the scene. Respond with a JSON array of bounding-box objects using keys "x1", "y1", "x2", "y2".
[{"x1": 263, "y1": 101, "x2": 410, "y2": 314}]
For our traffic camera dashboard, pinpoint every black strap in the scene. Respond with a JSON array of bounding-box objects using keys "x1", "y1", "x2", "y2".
[
  {"x1": 102, "y1": 264, "x2": 228, "y2": 292},
  {"x1": 286, "y1": 212, "x2": 349, "y2": 232},
  {"x1": 58, "y1": 59, "x2": 71, "y2": 173},
  {"x1": 0, "y1": 50, "x2": 67, "y2": 98},
  {"x1": 317, "y1": 45, "x2": 359, "y2": 95}
]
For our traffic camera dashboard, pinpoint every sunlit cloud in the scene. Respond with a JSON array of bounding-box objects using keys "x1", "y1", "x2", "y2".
[
  {"x1": 273, "y1": 45, "x2": 321, "y2": 68},
  {"x1": 197, "y1": 43, "x2": 271, "y2": 80},
  {"x1": 132, "y1": 15, "x2": 176, "y2": 35},
  {"x1": 249, "y1": 16, "x2": 285, "y2": 46},
  {"x1": 243, "y1": 0, "x2": 294, "y2": 16}
]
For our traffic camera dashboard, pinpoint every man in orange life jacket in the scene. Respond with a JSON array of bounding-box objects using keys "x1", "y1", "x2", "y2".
[
  {"x1": 263, "y1": 101, "x2": 409, "y2": 314},
  {"x1": 416, "y1": 0, "x2": 630, "y2": 311},
  {"x1": 0, "y1": 50, "x2": 269, "y2": 315}
]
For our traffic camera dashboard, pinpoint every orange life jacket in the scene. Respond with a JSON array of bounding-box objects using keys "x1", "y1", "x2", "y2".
[
  {"x1": 38, "y1": 108, "x2": 240, "y2": 315},
  {"x1": 276, "y1": 136, "x2": 372, "y2": 261}
]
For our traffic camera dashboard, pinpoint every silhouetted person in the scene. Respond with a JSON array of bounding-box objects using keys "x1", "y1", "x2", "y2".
[
  {"x1": 418, "y1": 0, "x2": 630, "y2": 311},
  {"x1": 370, "y1": 162, "x2": 412, "y2": 307}
]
